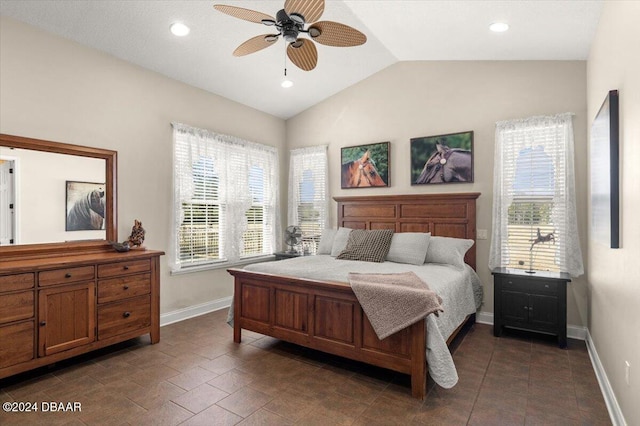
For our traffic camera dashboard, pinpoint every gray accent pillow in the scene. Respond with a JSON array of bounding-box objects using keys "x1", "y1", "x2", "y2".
[
  {"x1": 425, "y1": 236, "x2": 474, "y2": 269},
  {"x1": 337, "y1": 229, "x2": 395, "y2": 263},
  {"x1": 317, "y1": 229, "x2": 337, "y2": 255},
  {"x1": 386, "y1": 232, "x2": 431, "y2": 265},
  {"x1": 330, "y1": 227, "x2": 352, "y2": 256}
]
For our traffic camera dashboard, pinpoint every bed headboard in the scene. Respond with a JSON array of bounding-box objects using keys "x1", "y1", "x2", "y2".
[{"x1": 334, "y1": 193, "x2": 481, "y2": 270}]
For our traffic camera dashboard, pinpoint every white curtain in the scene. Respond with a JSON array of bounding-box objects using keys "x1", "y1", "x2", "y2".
[
  {"x1": 489, "y1": 113, "x2": 584, "y2": 277},
  {"x1": 288, "y1": 145, "x2": 329, "y2": 229},
  {"x1": 288, "y1": 146, "x2": 329, "y2": 254},
  {"x1": 170, "y1": 123, "x2": 279, "y2": 272}
]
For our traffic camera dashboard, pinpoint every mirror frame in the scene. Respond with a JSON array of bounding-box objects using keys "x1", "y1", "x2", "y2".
[{"x1": 0, "y1": 133, "x2": 117, "y2": 259}]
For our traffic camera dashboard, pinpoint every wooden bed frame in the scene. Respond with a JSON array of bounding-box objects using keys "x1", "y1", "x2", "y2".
[{"x1": 228, "y1": 193, "x2": 480, "y2": 399}]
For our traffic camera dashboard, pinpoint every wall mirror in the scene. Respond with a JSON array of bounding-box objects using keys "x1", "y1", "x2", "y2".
[{"x1": 0, "y1": 133, "x2": 117, "y2": 259}]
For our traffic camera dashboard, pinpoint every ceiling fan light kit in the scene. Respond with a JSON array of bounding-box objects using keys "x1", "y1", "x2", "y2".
[
  {"x1": 281, "y1": 66, "x2": 293, "y2": 88},
  {"x1": 214, "y1": 0, "x2": 367, "y2": 72}
]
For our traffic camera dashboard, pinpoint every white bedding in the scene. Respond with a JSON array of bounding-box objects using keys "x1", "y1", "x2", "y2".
[{"x1": 238, "y1": 255, "x2": 483, "y2": 388}]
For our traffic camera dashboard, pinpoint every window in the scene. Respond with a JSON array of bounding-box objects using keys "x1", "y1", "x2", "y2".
[
  {"x1": 170, "y1": 123, "x2": 279, "y2": 271},
  {"x1": 288, "y1": 146, "x2": 328, "y2": 254},
  {"x1": 489, "y1": 113, "x2": 583, "y2": 276}
]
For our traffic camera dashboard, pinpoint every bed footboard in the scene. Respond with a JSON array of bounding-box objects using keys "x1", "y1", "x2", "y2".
[{"x1": 228, "y1": 268, "x2": 427, "y2": 399}]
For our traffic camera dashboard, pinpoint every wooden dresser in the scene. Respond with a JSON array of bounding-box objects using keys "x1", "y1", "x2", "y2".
[{"x1": 0, "y1": 250, "x2": 163, "y2": 379}]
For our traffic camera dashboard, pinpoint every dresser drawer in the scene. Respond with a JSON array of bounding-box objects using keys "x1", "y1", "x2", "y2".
[
  {"x1": 0, "y1": 291, "x2": 34, "y2": 324},
  {"x1": 501, "y1": 277, "x2": 558, "y2": 296},
  {"x1": 39, "y1": 266, "x2": 95, "y2": 286},
  {"x1": 0, "y1": 273, "x2": 35, "y2": 292},
  {"x1": 0, "y1": 321, "x2": 35, "y2": 368},
  {"x1": 98, "y1": 295, "x2": 151, "y2": 340},
  {"x1": 98, "y1": 259, "x2": 150, "y2": 278},
  {"x1": 98, "y1": 273, "x2": 151, "y2": 304}
]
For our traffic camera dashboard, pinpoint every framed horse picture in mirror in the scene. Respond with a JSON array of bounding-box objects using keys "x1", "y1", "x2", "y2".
[
  {"x1": 341, "y1": 141, "x2": 390, "y2": 189},
  {"x1": 66, "y1": 180, "x2": 106, "y2": 231},
  {"x1": 411, "y1": 131, "x2": 474, "y2": 185}
]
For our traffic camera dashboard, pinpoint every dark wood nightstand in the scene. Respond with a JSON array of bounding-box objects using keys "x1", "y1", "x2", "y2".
[
  {"x1": 492, "y1": 267, "x2": 571, "y2": 348},
  {"x1": 274, "y1": 252, "x2": 302, "y2": 261}
]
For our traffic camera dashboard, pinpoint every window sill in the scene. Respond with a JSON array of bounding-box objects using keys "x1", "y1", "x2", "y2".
[{"x1": 169, "y1": 255, "x2": 275, "y2": 276}]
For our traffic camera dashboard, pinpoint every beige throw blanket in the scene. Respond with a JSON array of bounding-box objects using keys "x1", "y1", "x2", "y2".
[{"x1": 348, "y1": 271, "x2": 444, "y2": 340}]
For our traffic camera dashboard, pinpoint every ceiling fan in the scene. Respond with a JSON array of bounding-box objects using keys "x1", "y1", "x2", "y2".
[{"x1": 213, "y1": 0, "x2": 367, "y2": 71}]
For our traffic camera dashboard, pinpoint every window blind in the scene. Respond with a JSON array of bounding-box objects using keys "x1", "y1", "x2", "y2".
[
  {"x1": 170, "y1": 123, "x2": 279, "y2": 271},
  {"x1": 288, "y1": 146, "x2": 328, "y2": 254},
  {"x1": 490, "y1": 113, "x2": 583, "y2": 276}
]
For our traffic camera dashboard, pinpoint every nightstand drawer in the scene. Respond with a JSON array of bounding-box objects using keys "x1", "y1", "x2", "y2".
[
  {"x1": 274, "y1": 252, "x2": 302, "y2": 261},
  {"x1": 501, "y1": 277, "x2": 558, "y2": 295}
]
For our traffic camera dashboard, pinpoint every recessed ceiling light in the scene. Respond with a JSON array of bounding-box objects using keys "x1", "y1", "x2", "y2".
[
  {"x1": 170, "y1": 22, "x2": 190, "y2": 37},
  {"x1": 281, "y1": 79, "x2": 294, "y2": 88},
  {"x1": 489, "y1": 22, "x2": 509, "y2": 33}
]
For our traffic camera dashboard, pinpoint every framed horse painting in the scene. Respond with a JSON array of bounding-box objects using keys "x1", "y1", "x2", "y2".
[
  {"x1": 341, "y1": 142, "x2": 390, "y2": 189},
  {"x1": 66, "y1": 181, "x2": 106, "y2": 231},
  {"x1": 410, "y1": 131, "x2": 474, "y2": 185}
]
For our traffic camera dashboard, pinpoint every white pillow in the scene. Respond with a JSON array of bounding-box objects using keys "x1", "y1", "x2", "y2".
[
  {"x1": 317, "y1": 229, "x2": 337, "y2": 255},
  {"x1": 385, "y1": 232, "x2": 431, "y2": 266},
  {"x1": 330, "y1": 227, "x2": 353, "y2": 257},
  {"x1": 425, "y1": 236, "x2": 474, "y2": 269}
]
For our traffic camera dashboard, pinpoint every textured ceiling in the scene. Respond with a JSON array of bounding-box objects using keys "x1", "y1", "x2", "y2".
[{"x1": 0, "y1": 0, "x2": 603, "y2": 119}]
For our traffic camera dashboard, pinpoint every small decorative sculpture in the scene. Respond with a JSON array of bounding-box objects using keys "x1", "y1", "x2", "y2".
[
  {"x1": 127, "y1": 219, "x2": 146, "y2": 248},
  {"x1": 108, "y1": 220, "x2": 145, "y2": 252},
  {"x1": 529, "y1": 228, "x2": 556, "y2": 251}
]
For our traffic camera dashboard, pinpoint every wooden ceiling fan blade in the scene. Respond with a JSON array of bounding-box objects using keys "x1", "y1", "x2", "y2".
[
  {"x1": 284, "y1": 0, "x2": 324, "y2": 23},
  {"x1": 309, "y1": 21, "x2": 367, "y2": 47},
  {"x1": 233, "y1": 34, "x2": 278, "y2": 57},
  {"x1": 213, "y1": 4, "x2": 274, "y2": 24},
  {"x1": 287, "y1": 39, "x2": 317, "y2": 71}
]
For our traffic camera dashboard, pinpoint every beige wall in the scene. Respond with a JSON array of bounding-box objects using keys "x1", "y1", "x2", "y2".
[
  {"x1": 0, "y1": 17, "x2": 287, "y2": 315},
  {"x1": 287, "y1": 60, "x2": 589, "y2": 328},
  {"x1": 587, "y1": 2, "x2": 640, "y2": 424}
]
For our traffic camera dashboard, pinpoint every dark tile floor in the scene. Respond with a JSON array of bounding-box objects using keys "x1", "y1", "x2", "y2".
[{"x1": 1, "y1": 309, "x2": 611, "y2": 425}]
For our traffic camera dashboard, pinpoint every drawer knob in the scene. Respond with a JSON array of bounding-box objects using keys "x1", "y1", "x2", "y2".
[
  {"x1": 123, "y1": 285, "x2": 129, "y2": 290},
  {"x1": 65, "y1": 273, "x2": 72, "y2": 278},
  {"x1": 508, "y1": 281, "x2": 512, "y2": 284},
  {"x1": 123, "y1": 311, "x2": 131, "y2": 318},
  {"x1": 40, "y1": 321, "x2": 46, "y2": 326},
  {"x1": 545, "y1": 284, "x2": 549, "y2": 288},
  {"x1": 123, "y1": 266, "x2": 130, "y2": 270}
]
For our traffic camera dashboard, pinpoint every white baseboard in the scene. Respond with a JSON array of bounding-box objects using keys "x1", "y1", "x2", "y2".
[
  {"x1": 476, "y1": 311, "x2": 494, "y2": 326},
  {"x1": 160, "y1": 296, "x2": 232, "y2": 327},
  {"x1": 586, "y1": 330, "x2": 627, "y2": 426},
  {"x1": 567, "y1": 324, "x2": 587, "y2": 340},
  {"x1": 475, "y1": 311, "x2": 587, "y2": 340}
]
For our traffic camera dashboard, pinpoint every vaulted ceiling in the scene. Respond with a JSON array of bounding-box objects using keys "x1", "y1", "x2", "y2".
[{"x1": 0, "y1": 0, "x2": 603, "y2": 119}]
